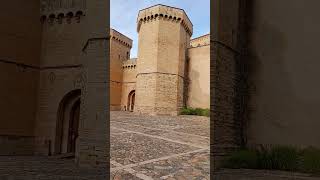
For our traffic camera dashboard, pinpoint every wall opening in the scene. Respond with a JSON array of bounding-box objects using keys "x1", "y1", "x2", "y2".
[
  {"x1": 55, "y1": 89, "x2": 81, "y2": 157},
  {"x1": 127, "y1": 90, "x2": 135, "y2": 112}
]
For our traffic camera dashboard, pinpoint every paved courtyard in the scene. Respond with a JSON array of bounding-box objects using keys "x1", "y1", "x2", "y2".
[
  {"x1": 0, "y1": 111, "x2": 209, "y2": 179},
  {"x1": 110, "y1": 111, "x2": 210, "y2": 180}
]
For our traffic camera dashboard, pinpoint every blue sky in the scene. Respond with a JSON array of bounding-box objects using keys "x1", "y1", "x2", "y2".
[{"x1": 111, "y1": 0, "x2": 210, "y2": 58}]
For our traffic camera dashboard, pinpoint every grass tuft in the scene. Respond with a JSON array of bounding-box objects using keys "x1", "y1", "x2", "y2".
[
  {"x1": 222, "y1": 145, "x2": 320, "y2": 175},
  {"x1": 180, "y1": 107, "x2": 210, "y2": 117}
]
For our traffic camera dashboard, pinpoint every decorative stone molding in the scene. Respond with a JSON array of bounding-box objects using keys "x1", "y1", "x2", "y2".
[
  {"x1": 73, "y1": 72, "x2": 86, "y2": 89},
  {"x1": 48, "y1": 72, "x2": 56, "y2": 83},
  {"x1": 190, "y1": 34, "x2": 210, "y2": 47},
  {"x1": 110, "y1": 29, "x2": 133, "y2": 48},
  {"x1": 137, "y1": 4, "x2": 193, "y2": 36},
  {"x1": 41, "y1": 0, "x2": 86, "y2": 15},
  {"x1": 40, "y1": 10, "x2": 85, "y2": 24},
  {"x1": 122, "y1": 58, "x2": 137, "y2": 70}
]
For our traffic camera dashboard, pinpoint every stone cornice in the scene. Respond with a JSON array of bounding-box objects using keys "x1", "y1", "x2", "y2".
[
  {"x1": 122, "y1": 59, "x2": 137, "y2": 70},
  {"x1": 40, "y1": 10, "x2": 85, "y2": 24},
  {"x1": 137, "y1": 4, "x2": 193, "y2": 36},
  {"x1": 40, "y1": 0, "x2": 86, "y2": 15},
  {"x1": 190, "y1": 34, "x2": 210, "y2": 47},
  {"x1": 110, "y1": 29, "x2": 133, "y2": 48}
]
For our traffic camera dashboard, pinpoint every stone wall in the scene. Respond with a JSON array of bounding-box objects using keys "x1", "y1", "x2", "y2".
[
  {"x1": 121, "y1": 59, "x2": 137, "y2": 110},
  {"x1": 190, "y1": 34, "x2": 210, "y2": 48},
  {"x1": 211, "y1": 0, "x2": 245, "y2": 169},
  {"x1": 110, "y1": 29, "x2": 132, "y2": 111},
  {"x1": 35, "y1": 5, "x2": 88, "y2": 155},
  {"x1": 34, "y1": 67, "x2": 82, "y2": 155},
  {"x1": 246, "y1": 0, "x2": 320, "y2": 148},
  {"x1": 135, "y1": 5, "x2": 192, "y2": 115},
  {"x1": 0, "y1": 0, "x2": 41, "y2": 155},
  {"x1": 76, "y1": 0, "x2": 109, "y2": 169},
  {"x1": 187, "y1": 44, "x2": 210, "y2": 109}
]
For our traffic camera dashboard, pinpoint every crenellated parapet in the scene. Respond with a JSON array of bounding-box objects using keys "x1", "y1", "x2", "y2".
[
  {"x1": 190, "y1": 34, "x2": 210, "y2": 48},
  {"x1": 40, "y1": 0, "x2": 86, "y2": 24},
  {"x1": 137, "y1": 4, "x2": 193, "y2": 36},
  {"x1": 122, "y1": 58, "x2": 137, "y2": 70},
  {"x1": 110, "y1": 29, "x2": 133, "y2": 48},
  {"x1": 41, "y1": 0, "x2": 86, "y2": 14}
]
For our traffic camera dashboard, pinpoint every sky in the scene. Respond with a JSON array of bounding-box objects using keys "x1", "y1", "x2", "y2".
[{"x1": 110, "y1": 0, "x2": 210, "y2": 58}]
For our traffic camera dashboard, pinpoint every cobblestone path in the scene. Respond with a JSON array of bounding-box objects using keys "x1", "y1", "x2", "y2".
[
  {"x1": 0, "y1": 156, "x2": 107, "y2": 179},
  {"x1": 110, "y1": 111, "x2": 210, "y2": 180},
  {"x1": 0, "y1": 111, "x2": 209, "y2": 180}
]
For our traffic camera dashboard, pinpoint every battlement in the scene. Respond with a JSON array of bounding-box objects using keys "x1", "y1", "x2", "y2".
[
  {"x1": 110, "y1": 29, "x2": 133, "y2": 48},
  {"x1": 190, "y1": 34, "x2": 210, "y2": 48},
  {"x1": 137, "y1": 4, "x2": 193, "y2": 36},
  {"x1": 41, "y1": 0, "x2": 86, "y2": 15},
  {"x1": 122, "y1": 58, "x2": 137, "y2": 70},
  {"x1": 40, "y1": 11, "x2": 85, "y2": 25}
]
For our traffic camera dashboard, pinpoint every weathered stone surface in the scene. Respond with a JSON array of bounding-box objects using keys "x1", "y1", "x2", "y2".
[{"x1": 110, "y1": 111, "x2": 210, "y2": 179}]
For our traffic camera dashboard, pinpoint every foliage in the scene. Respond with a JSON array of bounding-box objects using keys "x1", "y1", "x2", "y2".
[
  {"x1": 180, "y1": 107, "x2": 210, "y2": 117},
  {"x1": 222, "y1": 145, "x2": 320, "y2": 174},
  {"x1": 222, "y1": 149, "x2": 258, "y2": 169},
  {"x1": 300, "y1": 147, "x2": 320, "y2": 174},
  {"x1": 257, "y1": 145, "x2": 299, "y2": 171}
]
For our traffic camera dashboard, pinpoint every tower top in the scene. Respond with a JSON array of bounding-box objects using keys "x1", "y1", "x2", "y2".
[
  {"x1": 110, "y1": 29, "x2": 133, "y2": 48},
  {"x1": 137, "y1": 4, "x2": 193, "y2": 36}
]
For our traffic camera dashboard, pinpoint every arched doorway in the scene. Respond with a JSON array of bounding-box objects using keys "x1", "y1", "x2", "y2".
[
  {"x1": 127, "y1": 90, "x2": 135, "y2": 112},
  {"x1": 67, "y1": 98, "x2": 80, "y2": 153},
  {"x1": 55, "y1": 89, "x2": 81, "y2": 156}
]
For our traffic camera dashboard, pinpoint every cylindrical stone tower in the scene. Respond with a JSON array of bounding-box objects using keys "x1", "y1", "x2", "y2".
[{"x1": 135, "y1": 5, "x2": 193, "y2": 115}]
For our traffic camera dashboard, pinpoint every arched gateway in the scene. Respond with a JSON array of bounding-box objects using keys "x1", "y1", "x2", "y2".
[
  {"x1": 127, "y1": 90, "x2": 135, "y2": 112},
  {"x1": 55, "y1": 89, "x2": 81, "y2": 157}
]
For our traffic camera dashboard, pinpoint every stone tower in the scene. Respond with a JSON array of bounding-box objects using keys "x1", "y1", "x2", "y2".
[
  {"x1": 38, "y1": 0, "x2": 109, "y2": 168},
  {"x1": 135, "y1": 4, "x2": 193, "y2": 115},
  {"x1": 110, "y1": 29, "x2": 133, "y2": 111}
]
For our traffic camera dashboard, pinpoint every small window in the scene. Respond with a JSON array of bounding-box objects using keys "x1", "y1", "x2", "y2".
[
  {"x1": 119, "y1": 55, "x2": 121, "y2": 60},
  {"x1": 127, "y1": 52, "x2": 129, "y2": 59}
]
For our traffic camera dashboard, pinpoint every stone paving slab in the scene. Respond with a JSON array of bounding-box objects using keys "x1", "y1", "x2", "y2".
[
  {"x1": 111, "y1": 111, "x2": 210, "y2": 134},
  {"x1": 132, "y1": 149, "x2": 210, "y2": 180},
  {"x1": 111, "y1": 132, "x2": 198, "y2": 165},
  {"x1": 111, "y1": 122, "x2": 209, "y2": 148},
  {"x1": 111, "y1": 170, "x2": 141, "y2": 180},
  {"x1": 173, "y1": 125, "x2": 210, "y2": 137},
  {"x1": 0, "y1": 156, "x2": 108, "y2": 180},
  {"x1": 0, "y1": 111, "x2": 210, "y2": 179},
  {"x1": 110, "y1": 111, "x2": 210, "y2": 179}
]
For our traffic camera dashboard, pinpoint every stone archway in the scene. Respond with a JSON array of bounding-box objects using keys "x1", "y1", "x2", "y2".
[
  {"x1": 67, "y1": 98, "x2": 80, "y2": 154},
  {"x1": 127, "y1": 90, "x2": 135, "y2": 112},
  {"x1": 55, "y1": 89, "x2": 81, "y2": 157}
]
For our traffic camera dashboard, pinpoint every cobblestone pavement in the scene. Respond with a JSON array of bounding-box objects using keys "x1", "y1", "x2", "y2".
[
  {"x1": 0, "y1": 111, "x2": 209, "y2": 180},
  {"x1": 110, "y1": 111, "x2": 210, "y2": 180},
  {"x1": 0, "y1": 156, "x2": 108, "y2": 179}
]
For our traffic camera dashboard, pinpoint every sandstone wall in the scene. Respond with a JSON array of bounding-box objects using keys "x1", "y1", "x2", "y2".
[
  {"x1": 34, "y1": 7, "x2": 87, "y2": 155},
  {"x1": 211, "y1": 0, "x2": 243, "y2": 169},
  {"x1": 121, "y1": 59, "x2": 137, "y2": 110},
  {"x1": 190, "y1": 34, "x2": 210, "y2": 48},
  {"x1": 246, "y1": 0, "x2": 320, "y2": 148},
  {"x1": 76, "y1": 0, "x2": 109, "y2": 168},
  {"x1": 110, "y1": 29, "x2": 132, "y2": 110},
  {"x1": 187, "y1": 44, "x2": 210, "y2": 109},
  {"x1": 135, "y1": 5, "x2": 192, "y2": 115},
  {"x1": 34, "y1": 68, "x2": 82, "y2": 155},
  {"x1": 0, "y1": 0, "x2": 41, "y2": 155}
]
